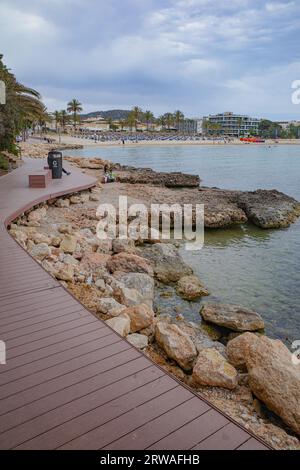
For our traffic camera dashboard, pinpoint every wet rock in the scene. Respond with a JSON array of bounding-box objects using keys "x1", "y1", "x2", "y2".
[
  {"x1": 123, "y1": 304, "x2": 155, "y2": 333},
  {"x1": 97, "y1": 297, "x2": 126, "y2": 317},
  {"x1": 155, "y1": 321, "x2": 197, "y2": 371},
  {"x1": 60, "y1": 235, "x2": 78, "y2": 254},
  {"x1": 126, "y1": 333, "x2": 148, "y2": 349},
  {"x1": 176, "y1": 275, "x2": 209, "y2": 300},
  {"x1": 141, "y1": 243, "x2": 192, "y2": 283},
  {"x1": 107, "y1": 252, "x2": 154, "y2": 276},
  {"x1": 201, "y1": 303, "x2": 265, "y2": 332},
  {"x1": 30, "y1": 243, "x2": 51, "y2": 261},
  {"x1": 105, "y1": 314, "x2": 131, "y2": 337},
  {"x1": 192, "y1": 348, "x2": 238, "y2": 390}
]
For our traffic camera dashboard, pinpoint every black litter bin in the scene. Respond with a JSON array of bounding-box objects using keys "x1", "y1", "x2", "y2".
[{"x1": 48, "y1": 151, "x2": 62, "y2": 179}]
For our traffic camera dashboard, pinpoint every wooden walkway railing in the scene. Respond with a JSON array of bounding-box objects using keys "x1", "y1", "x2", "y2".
[{"x1": 0, "y1": 158, "x2": 270, "y2": 450}]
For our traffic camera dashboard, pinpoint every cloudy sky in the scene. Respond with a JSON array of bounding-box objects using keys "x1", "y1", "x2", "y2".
[{"x1": 1, "y1": 0, "x2": 300, "y2": 119}]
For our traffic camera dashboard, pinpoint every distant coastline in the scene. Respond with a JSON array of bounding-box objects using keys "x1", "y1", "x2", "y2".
[{"x1": 43, "y1": 134, "x2": 300, "y2": 148}]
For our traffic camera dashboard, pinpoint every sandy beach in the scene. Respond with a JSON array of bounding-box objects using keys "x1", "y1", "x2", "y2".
[{"x1": 41, "y1": 134, "x2": 300, "y2": 148}]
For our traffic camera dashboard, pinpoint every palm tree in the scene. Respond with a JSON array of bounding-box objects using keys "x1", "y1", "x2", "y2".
[
  {"x1": 126, "y1": 112, "x2": 135, "y2": 132},
  {"x1": 132, "y1": 106, "x2": 142, "y2": 131},
  {"x1": 119, "y1": 119, "x2": 125, "y2": 131},
  {"x1": 60, "y1": 110, "x2": 69, "y2": 132},
  {"x1": 163, "y1": 113, "x2": 173, "y2": 130},
  {"x1": 144, "y1": 110, "x2": 154, "y2": 131},
  {"x1": 174, "y1": 110, "x2": 184, "y2": 131},
  {"x1": 0, "y1": 54, "x2": 47, "y2": 153},
  {"x1": 158, "y1": 115, "x2": 165, "y2": 129},
  {"x1": 53, "y1": 111, "x2": 61, "y2": 133},
  {"x1": 67, "y1": 99, "x2": 82, "y2": 131}
]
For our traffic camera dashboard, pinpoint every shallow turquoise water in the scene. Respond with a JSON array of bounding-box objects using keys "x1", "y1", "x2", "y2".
[{"x1": 66, "y1": 144, "x2": 300, "y2": 343}]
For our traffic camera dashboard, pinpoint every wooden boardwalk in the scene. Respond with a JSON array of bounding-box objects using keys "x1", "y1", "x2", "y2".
[{"x1": 0, "y1": 158, "x2": 269, "y2": 450}]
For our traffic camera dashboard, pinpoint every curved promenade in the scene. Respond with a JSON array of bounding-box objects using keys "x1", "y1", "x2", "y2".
[{"x1": 0, "y1": 158, "x2": 269, "y2": 450}]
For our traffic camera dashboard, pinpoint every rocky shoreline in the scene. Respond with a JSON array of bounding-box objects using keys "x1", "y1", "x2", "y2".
[
  {"x1": 64, "y1": 156, "x2": 300, "y2": 229},
  {"x1": 11, "y1": 146, "x2": 300, "y2": 449}
]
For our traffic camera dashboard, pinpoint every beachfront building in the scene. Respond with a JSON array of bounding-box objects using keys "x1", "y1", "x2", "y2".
[
  {"x1": 178, "y1": 118, "x2": 203, "y2": 134},
  {"x1": 276, "y1": 120, "x2": 300, "y2": 130},
  {"x1": 203, "y1": 112, "x2": 260, "y2": 136}
]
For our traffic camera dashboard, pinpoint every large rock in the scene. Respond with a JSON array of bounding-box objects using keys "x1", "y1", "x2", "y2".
[
  {"x1": 192, "y1": 348, "x2": 238, "y2": 390},
  {"x1": 201, "y1": 303, "x2": 265, "y2": 332},
  {"x1": 80, "y1": 252, "x2": 111, "y2": 271},
  {"x1": 27, "y1": 207, "x2": 47, "y2": 222},
  {"x1": 112, "y1": 238, "x2": 135, "y2": 254},
  {"x1": 112, "y1": 282, "x2": 144, "y2": 307},
  {"x1": 107, "y1": 252, "x2": 153, "y2": 276},
  {"x1": 126, "y1": 333, "x2": 148, "y2": 349},
  {"x1": 105, "y1": 314, "x2": 131, "y2": 337},
  {"x1": 176, "y1": 275, "x2": 209, "y2": 300},
  {"x1": 123, "y1": 304, "x2": 154, "y2": 332},
  {"x1": 244, "y1": 335, "x2": 300, "y2": 435},
  {"x1": 60, "y1": 235, "x2": 78, "y2": 254},
  {"x1": 30, "y1": 243, "x2": 51, "y2": 261},
  {"x1": 176, "y1": 320, "x2": 226, "y2": 357},
  {"x1": 226, "y1": 332, "x2": 258, "y2": 368},
  {"x1": 237, "y1": 190, "x2": 300, "y2": 229},
  {"x1": 55, "y1": 264, "x2": 74, "y2": 282},
  {"x1": 155, "y1": 322, "x2": 197, "y2": 371},
  {"x1": 117, "y1": 167, "x2": 200, "y2": 188},
  {"x1": 97, "y1": 297, "x2": 126, "y2": 317},
  {"x1": 116, "y1": 272, "x2": 154, "y2": 308},
  {"x1": 141, "y1": 243, "x2": 192, "y2": 283}
]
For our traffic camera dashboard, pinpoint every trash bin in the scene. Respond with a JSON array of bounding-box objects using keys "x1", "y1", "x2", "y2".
[{"x1": 47, "y1": 151, "x2": 62, "y2": 179}]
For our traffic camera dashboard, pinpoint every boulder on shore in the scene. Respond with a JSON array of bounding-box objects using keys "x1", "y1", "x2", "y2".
[
  {"x1": 201, "y1": 303, "x2": 265, "y2": 332},
  {"x1": 236, "y1": 189, "x2": 300, "y2": 229},
  {"x1": 107, "y1": 252, "x2": 154, "y2": 276},
  {"x1": 155, "y1": 321, "x2": 197, "y2": 371},
  {"x1": 123, "y1": 303, "x2": 155, "y2": 332},
  {"x1": 97, "y1": 297, "x2": 126, "y2": 317},
  {"x1": 141, "y1": 243, "x2": 192, "y2": 283},
  {"x1": 176, "y1": 275, "x2": 209, "y2": 300},
  {"x1": 243, "y1": 334, "x2": 300, "y2": 436},
  {"x1": 192, "y1": 348, "x2": 238, "y2": 390},
  {"x1": 116, "y1": 272, "x2": 154, "y2": 308},
  {"x1": 30, "y1": 243, "x2": 51, "y2": 261},
  {"x1": 126, "y1": 333, "x2": 148, "y2": 349},
  {"x1": 105, "y1": 314, "x2": 131, "y2": 337}
]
